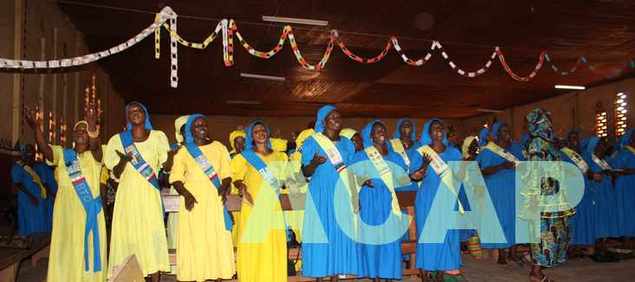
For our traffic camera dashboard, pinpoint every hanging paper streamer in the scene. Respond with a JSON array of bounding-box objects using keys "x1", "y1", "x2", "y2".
[
  {"x1": 335, "y1": 32, "x2": 392, "y2": 64},
  {"x1": 435, "y1": 41, "x2": 498, "y2": 78},
  {"x1": 391, "y1": 37, "x2": 434, "y2": 66},
  {"x1": 232, "y1": 21, "x2": 290, "y2": 59},
  {"x1": 497, "y1": 47, "x2": 546, "y2": 82},
  {"x1": 0, "y1": 7, "x2": 173, "y2": 69},
  {"x1": 2, "y1": 5, "x2": 634, "y2": 87},
  {"x1": 169, "y1": 14, "x2": 178, "y2": 87}
]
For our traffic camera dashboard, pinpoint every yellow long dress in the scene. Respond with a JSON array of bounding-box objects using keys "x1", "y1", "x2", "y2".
[
  {"x1": 232, "y1": 151, "x2": 288, "y2": 282},
  {"x1": 104, "y1": 130, "x2": 170, "y2": 277},
  {"x1": 169, "y1": 142, "x2": 236, "y2": 281},
  {"x1": 46, "y1": 146, "x2": 107, "y2": 282}
]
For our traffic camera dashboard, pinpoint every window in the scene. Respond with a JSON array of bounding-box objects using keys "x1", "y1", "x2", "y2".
[
  {"x1": 595, "y1": 111, "x2": 608, "y2": 137},
  {"x1": 615, "y1": 92, "x2": 628, "y2": 137}
]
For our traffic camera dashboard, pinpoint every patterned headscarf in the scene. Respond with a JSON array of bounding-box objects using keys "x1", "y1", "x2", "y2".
[
  {"x1": 125, "y1": 101, "x2": 153, "y2": 130},
  {"x1": 462, "y1": 136, "x2": 477, "y2": 159},
  {"x1": 526, "y1": 108, "x2": 553, "y2": 142},
  {"x1": 314, "y1": 105, "x2": 336, "y2": 133},
  {"x1": 419, "y1": 118, "x2": 448, "y2": 146}
]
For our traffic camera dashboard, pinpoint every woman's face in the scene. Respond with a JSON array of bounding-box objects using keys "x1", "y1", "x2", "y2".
[
  {"x1": 325, "y1": 111, "x2": 342, "y2": 132},
  {"x1": 567, "y1": 132, "x2": 579, "y2": 149},
  {"x1": 73, "y1": 123, "x2": 89, "y2": 145},
  {"x1": 252, "y1": 123, "x2": 269, "y2": 145},
  {"x1": 126, "y1": 103, "x2": 146, "y2": 126},
  {"x1": 351, "y1": 134, "x2": 363, "y2": 152},
  {"x1": 234, "y1": 136, "x2": 245, "y2": 152},
  {"x1": 191, "y1": 117, "x2": 209, "y2": 142},
  {"x1": 371, "y1": 122, "x2": 387, "y2": 145},
  {"x1": 430, "y1": 121, "x2": 443, "y2": 142},
  {"x1": 400, "y1": 120, "x2": 413, "y2": 139},
  {"x1": 498, "y1": 125, "x2": 511, "y2": 145}
]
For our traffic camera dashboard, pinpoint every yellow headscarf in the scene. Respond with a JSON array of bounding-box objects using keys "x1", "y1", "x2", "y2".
[
  {"x1": 340, "y1": 128, "x2": 358, "y2": 140},
  {"x1": 174, "y1": 115, "x2": 189, "y2": 144},
  {"x1": 73, "y1": 120, "x2": 88, "y2": 130},
  {"x1": 271, "y1": 138, "x2": 288, "y2": 153},
  {"x1": 462, "y1": 136, "x2": 477, "y2": 159},
  {"x1": 228, "y1": 130, "x2": 246, "y2": 152}
]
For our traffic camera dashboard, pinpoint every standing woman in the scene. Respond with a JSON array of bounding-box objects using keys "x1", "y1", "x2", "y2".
[
  {"x1": 25, "y1": 103, "x2": 107, "y2": 281},
  {"x1": 582, "y1": 136, "x2": 619, "y2": 249},
  {"x1": 408, "y1": 119, "x2": 464, "y2": 281},
  {"x1": 523, "y1": 109, "x2": 571, "y2": 282},
  {"x1": 232, "y1": 120, "x2": 288, "y2": 282},
  {"x1": 390, "y1": 119, "x2": 418, "y2": 192},
  {"x1": 611, "y1": 129, "x2": 635, "y2": 246},
  {"x1": 10, "y1": 144, "x2": 50, "y2": 235},
  {"x1": 301, "y1": 105, "x2": 360, "y2": 280},
  {"x1": 476, "y1": 122, "x2": 523, "y2": 264},
  {"x1": 104, "y1": 102, "x2": 170, "y2": 281},
  {"x1": 351, "y1": 120, "x2": 408, "y2": 281},
  {"x1": 229, "y1": 129, "x2": 246, "y2": 158},
  {"x1": 169, "y1": 114, "x2": 235, "y2": 281}
]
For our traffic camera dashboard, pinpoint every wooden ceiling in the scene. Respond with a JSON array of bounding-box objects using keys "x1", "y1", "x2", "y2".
[{"x1": 57, "y1": 0, "x2": 635, "y2": 118}]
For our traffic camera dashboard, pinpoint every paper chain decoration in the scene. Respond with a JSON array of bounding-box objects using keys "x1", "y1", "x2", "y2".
[{"x1": 1, "y1": 6, "x2": 633, "y2": 88}]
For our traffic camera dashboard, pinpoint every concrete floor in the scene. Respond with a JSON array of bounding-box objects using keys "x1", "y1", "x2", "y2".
[{"x1": 16, "y1": 255, "x2": 635, "y2": 282}]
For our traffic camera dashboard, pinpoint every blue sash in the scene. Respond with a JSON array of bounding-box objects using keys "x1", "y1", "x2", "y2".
[
  {"x1": 240, "y1": 150, "x2": 291, "y2": 240},
  {"x1": 119, "y1": 131, "x2": 160, "y2": 190},
  {"x1": 62, "y1": 149, "x2": 102, "y2": 272},
  {"x1": 184, "y1": 143, "x2": 233, "y2": 231}
]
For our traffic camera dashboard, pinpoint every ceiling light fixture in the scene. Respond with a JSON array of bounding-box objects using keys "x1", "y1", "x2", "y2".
[
  {"x1": 225, "y1": 100, "x2": 262, "y2": 105},
  {"x1": 555, "y1": 84, "x2": 586, "y2": 90},
  {"x1": 262, "y1": 16, "x2": 328, "y2": 26},
  {"x1": 477, "y1": 108, "x2": 504, "y2": 113},
  {"x1": 240, "y1": 72, "x2": 286, "y2": 81}
]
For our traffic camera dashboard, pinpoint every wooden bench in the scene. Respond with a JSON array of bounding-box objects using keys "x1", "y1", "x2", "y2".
[
  {"x1": 161, "y1": 191, "x2": 419, "y2": 279},
  {"x1": 0, "y1": 234, "x2": 50, "y2": 282}
]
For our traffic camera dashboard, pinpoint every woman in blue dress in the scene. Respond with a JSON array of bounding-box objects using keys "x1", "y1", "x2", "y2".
[
  {"x1": 350, "y1": 120, "x2": 409, "y2": 281},
  {"x1": 301, "y1": 105, "x2": 361, "y2": 280},
  {"x1": 561, "y1": 130, "x2": 597, "y2": 253},
  {"x1": 389, "y1": 118, "x2": 418, "y2": 192},
  {"x1": 582, "y1": 136, "x2": 619, "y2": 251},
  {"x1": 475, "y1": 122, "x2": 524, "y2": 264},
  {"x1": 408, "y1": 119, "x2": 464, "y2": 281},
  {"x1": 611, "y1": 129, "x2": 635, "y2": 247},
  {"x1": 10, "y1": 144, "x2": 51, "y2": 235}
]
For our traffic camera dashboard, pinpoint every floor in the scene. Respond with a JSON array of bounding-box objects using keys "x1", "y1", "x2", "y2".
[{"x1": 15, "y1": 255, "x2": 635, "y2": 281}]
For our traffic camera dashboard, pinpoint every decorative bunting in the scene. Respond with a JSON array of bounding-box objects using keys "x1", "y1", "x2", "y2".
[{"x1": 1, "y1": 5, "x2": 632, "y2": 87}]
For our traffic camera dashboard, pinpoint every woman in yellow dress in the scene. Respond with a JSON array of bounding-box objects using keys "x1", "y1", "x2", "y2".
[
  {"x1": 25, "y1": 103, "x2": 107, "y2": 282},
  {"x1": 232, "y1": 120, "x2": 288, "y2": 282},
  {"x1": 169, "y1": 114, "x2": 236, "y2": 281},
  {"x1": 104, "y1": 102, "x2": 170, "y2": 281}
]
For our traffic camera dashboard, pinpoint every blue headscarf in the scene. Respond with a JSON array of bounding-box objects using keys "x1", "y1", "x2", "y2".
[
  {"x1": 244, "y1": 120, "x2": 272, "y2": 151},
  {"x1": 125, "y1": 101, "x2": 153, "y2": 130},
  {"x1": 490, "y1": 121, "x2": 505, "y2": 140},
  {"x1": 478, "y1": 127, "x2": 489, "y2": 146},
  {"x1": 314, "y1": 105, "x2": 336, "y2": 133},
  {"x1": 183, "y1": 114, "x2": 205, "y2": 145},
  {"x1": 361, "y1": 119, "x2": 386, "y2": 148},
  {"x1": 419, "y1": 118, "x2": 448, "y2": 146},
  {"x1": 583, "y1": 136, "x2": 600, "y2": 160},
  {"x1": 393, "y1": 118, "x2": 417, "y2": 141},
  {"x1": 620, "y1": 128, "x2": 634, "y2": 148}
]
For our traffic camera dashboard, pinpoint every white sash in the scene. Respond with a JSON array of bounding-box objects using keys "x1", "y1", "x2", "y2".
[
  {"x1": 389, "y1": 139, "x2": 411, "y2": 167},
  {"x1": 591, "y1": 154, "x2": 612, "y2": 170},
  {"x1": 561, "y1": 147, "x2": 589, "y2": 173},
  {"x1": 416, "y1": 145, "x2": 464, "y2": 213},
  {"x1": 364, "y1": 146, "x2": 401, "y2": 217},
  {"x1": 485, "y1": 142, "x2": 520, "y2": 165}
]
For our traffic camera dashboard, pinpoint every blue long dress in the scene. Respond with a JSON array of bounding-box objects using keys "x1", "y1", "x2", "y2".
[
  {"x1": 610, "y1": 145, "x2": 635, "y2": 237},
  {"x1": 301, "y1": 135, "x2": 361, "y2": 277},
  {"x1": 475, "y1": 144, "x2": 523, "y2": 249},
  {"x1": 408, "y1": 119, "x2": 463, "y2": 271},
  {"x1": 33, "y1": 162, "x2": 57, "y2": 232},
  {"x1": 10, "y1": 162, "x2": 50, "y2": 235},
  {"x1": 350, "y1": 120, "x2": 408, "y2": 279},
  {"x1": 561, "y1": 149, "x2": 597, "y2": 245},
  {"x1": 583, "y1": 138, "x2": 619, "y2": 239}
]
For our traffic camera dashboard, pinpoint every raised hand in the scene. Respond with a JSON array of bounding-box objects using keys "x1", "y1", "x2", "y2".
[{"x1": 23, "y1": 106, "x2": 41, "y2": 130}]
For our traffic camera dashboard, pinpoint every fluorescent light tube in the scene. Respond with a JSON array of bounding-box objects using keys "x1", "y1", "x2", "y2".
[
  {"x1": 262, "y1": 16, "x2": 328, "y2": 26},
  {"x1": 240, "y1": 73, "x2": 286, "y2": 81},
  {"x1": 554, "y1": 85, "x2": 586, "y2": 90}
]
